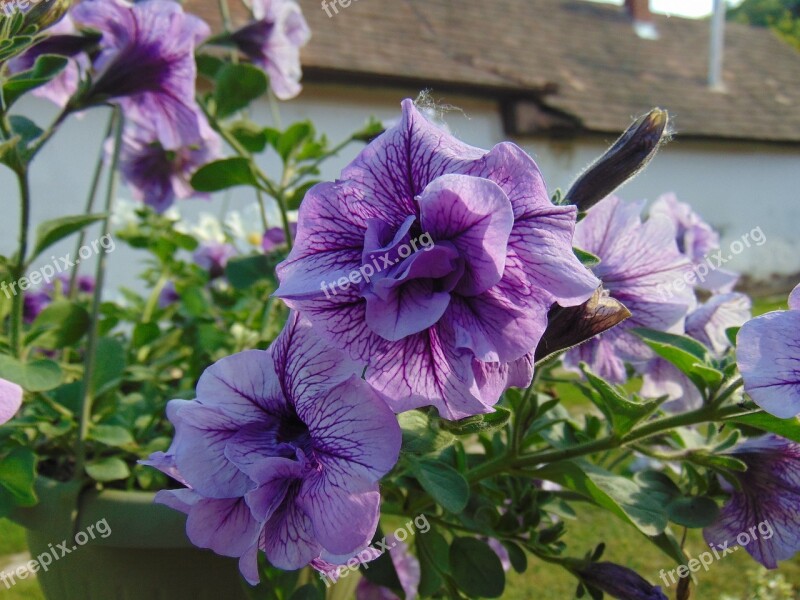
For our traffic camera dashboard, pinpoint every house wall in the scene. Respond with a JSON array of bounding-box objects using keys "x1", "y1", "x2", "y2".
[{"x1": 1, "y1": 82, "x2": 798, "y2": 296}]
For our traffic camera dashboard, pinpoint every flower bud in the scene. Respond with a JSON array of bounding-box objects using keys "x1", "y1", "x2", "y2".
[
  {"x1": 22, "y1": 0, "x2": 71, "y2": 33},
  {"x1": 576, "y1": 561, "x2": 668, "y2": 600},
  {"x1": 565, "y1": 108, "x2": 669, "y2": 211},
  {"x1": 534, "y1": 287, "x2": 630, "y2": 363}
]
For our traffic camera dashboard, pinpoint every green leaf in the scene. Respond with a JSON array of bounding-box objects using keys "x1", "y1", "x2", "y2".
[
  {"x1": 579, "y1": 364, "x2": 661, "y2": 435},
  {"x1": 502, "y1": 541, "x2": 528, "y2": 573},
  {"x1": 132, "y1": 322, "x2": 160, "y2": 347},
  {"x1": 399, "y1": 410, "x2": 455, "y2": 455},
  {"x1": 213, "y1": 63, "x2": 268, "y2": 118},
  {"x1": 351, "y1": 116, "x2": 385, "y2": 143},
  {"x1": 225, "y1": 254, "x2": 273, "y2": 290},
  {"x1": 26, "y1": 300, "x2": 90, "y2": 349},
  {"x1": 573, "y1": 247, "x2": 601, "y2": 267},
  {"x1": 228, "y1": 120, "x2": 268, "y2": 153},
  {"x1": 537, "y1": 461, "x2": 668, "y2": 536},
  {"x1": 277, "y1": 121, "x2": 314, "y2": 162},
  {"x1": 85, "y1": 457, "x2": 130, "y2": 482},
  {"x1": 88, "y1": 424, "x2": 135, "y2": 448},
  {"x1": 412, "y1": 459, "x2": 469, "y2": 513},
  {"x1": 449, "y1": 537, "x2": 505, "y2": 598},
  {"x1": 286, "y1": 180, "x2": 321, "y2": 211},
  {"x1": 196, "y1": 54, "x2": 224, "y2": 80},
  {"x1": 727, "y1": 412, "x2": 800, "y2": 443},
  {"x1": 2, "y1": 54, "x2": 67, "y2": 107},
  {"x1": 0, "y1": 448, "x2": 37, "y2": 508},
  {"x1": 30, "y1": 213, "x2": 106, "y2": 262},
  {"x1": 632, "y1": 327, "x2": 714, "y2": 389},
  {"x1": 666, "y1": 496, "x2": 719, "y2": 528},
  {"x1": 417, "y1": 529, "x2": 447, "y2": 596},
  {"x1": 191, "y1": 157, "x2": 259, "y2": 192},
  {"x1": 91, "y1": 337, "x2": 126, "y2": 397},
  {"x1": 441, "y1": 407, "x2": 511, "y2": 436},
  {"x1": 0, "y1": 355, "x2": 61, "y2": 392},
  {"x1": 725, "y1": 326, "x2": 740, "y2": 348}
]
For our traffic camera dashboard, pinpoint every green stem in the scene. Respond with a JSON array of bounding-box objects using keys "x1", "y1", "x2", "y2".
[
  {"x1": 142, "y1": 269, "x2": 170, "y2": 324},
  {"x1": 467, "y1": 404, "x2": 759, "y2": 484},
  {"x1": 69, "y1": 111, "x2": 116, "y2": 299},
  {"x1": 11, "y1": 167, "x2": 31, "y2": 357},
  {"x1": 74, "y1": 109, "x2": 123, "y2": 480}
]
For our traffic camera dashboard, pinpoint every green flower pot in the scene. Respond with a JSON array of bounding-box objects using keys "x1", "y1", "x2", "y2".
[{"x1": 12, "y1": 478, "x2": 250, "y2": 600}]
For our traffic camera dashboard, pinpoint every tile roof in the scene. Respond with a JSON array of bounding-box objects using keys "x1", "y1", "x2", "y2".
[{"x1": 186, "y1": 0, "x2": 800, "y2": 143}]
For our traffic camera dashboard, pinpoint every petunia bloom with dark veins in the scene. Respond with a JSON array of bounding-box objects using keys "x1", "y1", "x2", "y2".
[
  {"x1": 117, "y1": 119, "x2": 221, "y2": 213},
  {"x1": 704, "y1": 435, "x2": 800, "y2": 568},
  {"x1": 145, "y1": 312, "x2": 401, "y2": 582},
  {"x1": 736, "y1": 283, "x2": 800, "y2": 418},
  {"x1": 275, "y1": 99, "x2": 599, "y2": 420},
  {"x1": 564, "y1": 195, "x2": 694, "y2": 383},
  {"x1": 71, "y1": 0, "x2": 210, "y2": 147},
  {"x1": 228, "y1": 0, "x2": 311, "y2": 100}
]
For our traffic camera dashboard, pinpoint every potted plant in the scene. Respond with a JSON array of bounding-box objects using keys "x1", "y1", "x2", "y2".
[{"x1": 2, "y1": 1, "x2": 800, "y2": 599}]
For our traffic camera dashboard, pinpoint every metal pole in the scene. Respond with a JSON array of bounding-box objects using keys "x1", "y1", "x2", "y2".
[{"x1": 709, "y1": 0, "x2": 727, "y2": 90}]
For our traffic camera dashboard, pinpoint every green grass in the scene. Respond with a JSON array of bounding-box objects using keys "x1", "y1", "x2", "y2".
[
  {"x1": 504, "y1": 505, "x2": 800, "y2": 599},
  {"x1": 0, "y1": 519, "x2": 44, "y2": 599}
]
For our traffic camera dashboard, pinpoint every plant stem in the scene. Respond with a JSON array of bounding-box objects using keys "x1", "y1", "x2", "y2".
[
  {"x1": 74, "y1": 109, "x2": 123, "y2": 481},
  {"x1": 11, "y1": 167, "x2": 31, "y2": 357},
  {"x1": 142, "y1": 270, "x2": 170, "y2": 323},
  {"x1": 69, "y1": 111, "x2": 116, "y2": 299},
  {"x1": 466, "y1": 404, "x2": 759, "y2": 483}
]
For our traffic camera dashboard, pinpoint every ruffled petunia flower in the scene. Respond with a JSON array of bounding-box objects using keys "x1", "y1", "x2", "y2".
[
  {"x1": 117, "y1": 119, "x2": 221, "y2": 213},
  {"x1": 564, "y1": 195, "x2": 694, "y2": 383},
  {"x1": 736, "y1": 283, "x2": 800, "y2": 418},
  {"x1": 146, "y1": 313, "x2": 401, "y2": 582},
  {"x1": 0, "y1": 378, "x2": 23, "y2": 425},
  {"x1": 229, "y1": 0, "x2": 311, "y2": 100},
  {"x1": 704, "y1": 435, "x2": 800, "y2": 568},
  {"x1": 356, "y1": 536, "x2": 420, "y2": 600},
  {"x1": 72, "y1": 0, "x2": 210, "y2": 147},
  {"x1": 641, "y1": 292, "x2": 751, "y2": 411},
  {"x1": 650, "y1": 193, "x2": 738, "y2": 293},
  {"x1": 275, "y1": 99, "x2": 599, "y2": 419}
]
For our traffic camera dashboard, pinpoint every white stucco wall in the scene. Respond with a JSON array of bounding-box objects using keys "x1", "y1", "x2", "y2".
[{"x1": 2, "y1": 82, "x2": 798, "y2": 296}]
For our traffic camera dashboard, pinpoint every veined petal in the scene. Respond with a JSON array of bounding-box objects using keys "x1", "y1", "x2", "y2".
[{"x1": 737, "y1": 310, "x2": 800, "y2": 418}]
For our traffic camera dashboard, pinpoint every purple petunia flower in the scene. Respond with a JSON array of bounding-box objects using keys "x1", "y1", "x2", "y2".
[
  {"x1": 704, "y1": 435, "x2": 800, "y2": 568},
  {"x1": 275, "y1": 99, "x2": 599, "y2": 420},
  {"x1": 649, "y1": 193, "x2": 738, "y2": 293},
  {"x1": 117, "y1": 119, "x2": 221, "y2": 213},
  {"x1": 577, "y1": 562, "x2": 668, "y2": 600},
  {"x1": 229, "y1": 0, "x2": 310, "y2": 100},
  {"x1": 641, "y1": 292, "x2": 751, "y2": 411},
  {"x1": 262, "y1": 224, "x2": 297, "y2": 253},
  {"x1": 356, "y1": 536, "x2": 420, "y2": 600},
  {"x1": 736, "y1": 283, "x2": 800, "y2": 418},
  {"x1": 564, "y1": 196, "x2": 694, "y2": 383},
  {"x1": 193, "y1": 242, "x2": 237, "y2": 279},
  {"x1": 72, "y1": 0, "x2": 210, "y2": 147},
  {"x1": 146, "y1": 312, "x2": 401, "y2": 582},
  {"x1": 0, "y1": 378, "x2": 23, "y2": 425},
  {"x1": 6, "y1": 15, "x2": 89, "y2": 107}
]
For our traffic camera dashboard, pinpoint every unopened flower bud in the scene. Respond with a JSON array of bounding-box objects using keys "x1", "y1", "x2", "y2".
[
  {"x1": 534, "y1": 287, "x2": 630, "y2": 363},
  {"x1": 575, "y1": 561, "x2": 669, "y2": 600},
  {"x1": 22, "y1": 0, "x2": 71, "y2": 33},
  {"x1": 565, "y1": 108, "x2": 669, "y2": 211}
]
